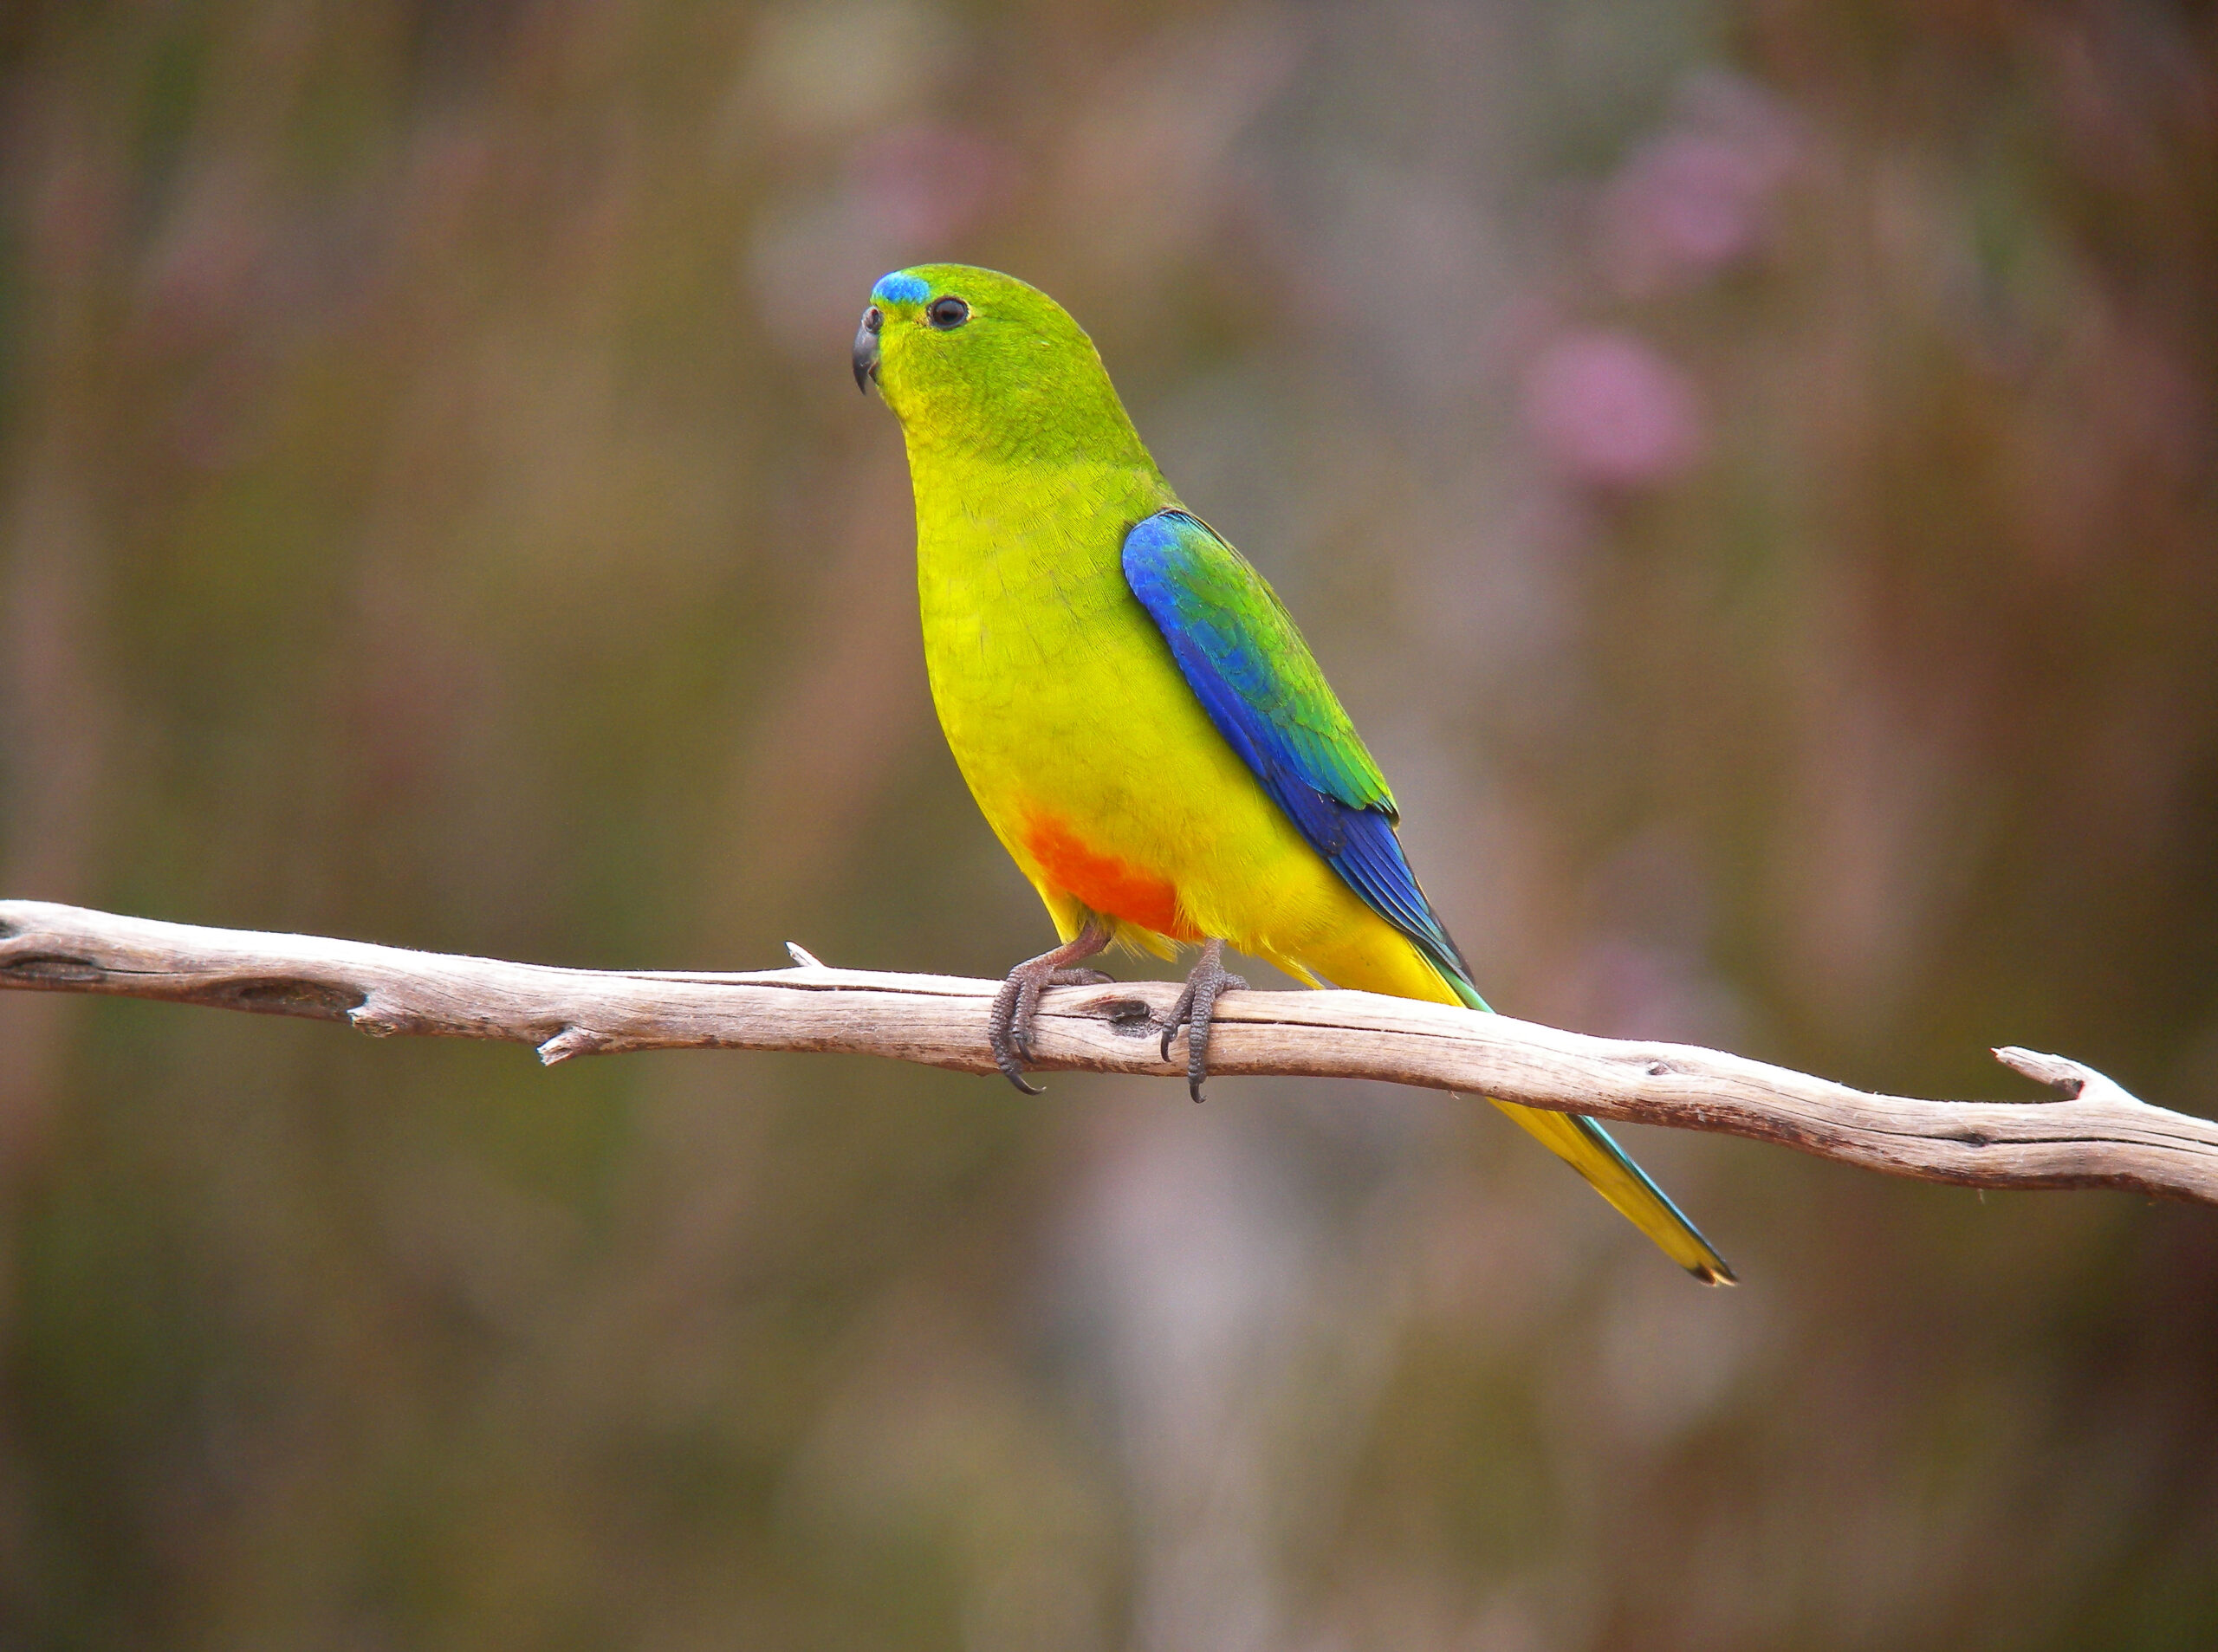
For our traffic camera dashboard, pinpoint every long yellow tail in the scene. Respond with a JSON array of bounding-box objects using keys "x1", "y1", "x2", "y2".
[
  {"x1": 1304, "y1": 923, "x2": 1735, "y2": 1284},
  {"x1": 1437, "y1": 956, "x2": 1735, "y2": 1285},
  {"x1": 1488, "y1": 1098, "x2": 1735, "y2": 1285}
]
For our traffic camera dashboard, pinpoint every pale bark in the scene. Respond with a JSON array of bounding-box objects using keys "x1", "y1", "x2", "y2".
[{"x1": 3, "y1": 899, "x2": 2213, "y2": 1205}]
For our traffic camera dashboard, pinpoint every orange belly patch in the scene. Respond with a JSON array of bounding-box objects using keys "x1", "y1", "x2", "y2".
[{"x1": 1023, "y1": 815, "x2": 1197, "y2": 941}]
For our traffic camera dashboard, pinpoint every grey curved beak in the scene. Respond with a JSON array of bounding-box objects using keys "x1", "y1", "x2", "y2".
[{"x1": 853, "y1": 322, "x2": 879, "y2": 392}]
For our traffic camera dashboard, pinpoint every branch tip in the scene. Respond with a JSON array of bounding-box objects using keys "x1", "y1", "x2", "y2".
[
  {"x1": 1991, "y1": 1046, "x2": 2155, "y2": 1113},
  {"x1": 1994, "y1": 1046, "x2": 2092, "y2": 1099},
  {"x1": 785, "y1": 942, "x2": 825, "y2": 969}
]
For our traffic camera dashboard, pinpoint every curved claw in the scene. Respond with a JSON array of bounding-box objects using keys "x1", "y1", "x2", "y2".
[
  {"x1": 1159, "y1": 939, "x2": 1248, "y2": 1102},
  {"x1": 985, "y1": 923, "x2": 1112, "y2": 1093}
]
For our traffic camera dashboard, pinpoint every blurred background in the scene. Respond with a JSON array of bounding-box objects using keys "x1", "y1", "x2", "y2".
[{"x1": 3, "y1": 0, "x2": 2215, "y2": 1646}]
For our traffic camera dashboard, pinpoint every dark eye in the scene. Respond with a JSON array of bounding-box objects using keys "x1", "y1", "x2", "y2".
[
  {"x1": 863, "y1": 305, "x2": 883, "y2": 334},
  {"x1": 926, "y1": 295, "x2": 970, "y2": 329}
]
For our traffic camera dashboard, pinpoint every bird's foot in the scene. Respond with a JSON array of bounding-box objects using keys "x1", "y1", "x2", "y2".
[
  {"x1": 1160, "y1": 938, "x2": 1248, "y2": 1102},
  {"x1": 987, "y1": 920, "x2": 1113, "y2": 1094}
]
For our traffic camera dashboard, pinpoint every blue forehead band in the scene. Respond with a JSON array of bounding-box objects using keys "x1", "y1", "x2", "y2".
[{"x1": 872, "y1": 271, "x2": 930, "y2": 306}]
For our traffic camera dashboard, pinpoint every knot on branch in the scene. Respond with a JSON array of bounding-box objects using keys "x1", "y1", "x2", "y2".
[
  {"x1": 1094, "y1": 996, "x2": 1161, "y2": 1037},
  {"x1": 219, "y1": 977, "x2": 360, "y2": 1016},
  {"x1": 0, "y1": 952, "x2": 104, "y2": 984}
]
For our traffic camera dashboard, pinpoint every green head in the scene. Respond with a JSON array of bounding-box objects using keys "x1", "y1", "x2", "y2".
[{"x1": 853, "y1": 264, "x2": 1151, "y2": 468}]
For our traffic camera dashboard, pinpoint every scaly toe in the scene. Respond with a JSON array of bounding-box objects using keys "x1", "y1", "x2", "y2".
[
  {"x1": 986, "y1": 975, "x2": 1044, "y2": 1094},
  {"x1": 1162, "y1": 945, "x2": 1247, "y2": 1101},
  {"x1": 1159, "y1": 984, "x2": 1197, "y2": 1064},
  {"x1": 984, "y1": 921, "x2": 1113, "y2": 1096}
]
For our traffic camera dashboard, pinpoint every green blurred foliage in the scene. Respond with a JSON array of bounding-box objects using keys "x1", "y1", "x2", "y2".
[{"x1": 2, "y1": 0, "x2": 2215, "y2": 1647}]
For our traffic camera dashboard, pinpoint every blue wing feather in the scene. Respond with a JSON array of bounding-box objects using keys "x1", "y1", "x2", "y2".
[
  {"x1": 1123, "y1": 511, "x2": 1736, "y2": 1284},
  {"x1": 1121, "y1": 510, "x2": 1485, "y2": 1004}
]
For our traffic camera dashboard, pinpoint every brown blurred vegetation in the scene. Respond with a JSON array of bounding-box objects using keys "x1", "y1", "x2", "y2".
[{"x1": 2, "y1": 1, "x2": 2215, "y2": 1647}]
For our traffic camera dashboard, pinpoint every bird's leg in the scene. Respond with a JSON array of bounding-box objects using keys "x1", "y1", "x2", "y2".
[
  {"x1": 987, "y1": 918, "x2": 1115, "y2": 1094},
  {"x1": 1160, "y1": 937, "x2": 1248, "y2": 1102}
]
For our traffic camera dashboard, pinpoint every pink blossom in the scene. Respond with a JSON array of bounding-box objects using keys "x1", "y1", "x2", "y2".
[{"x1": 1521, "y1": 330, "x2": 1707, "y2": 489}]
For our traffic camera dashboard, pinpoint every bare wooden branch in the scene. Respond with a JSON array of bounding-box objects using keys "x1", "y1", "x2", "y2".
[{"x1": 3, "y1": 898, "x2": 2214, "y2": 1206}]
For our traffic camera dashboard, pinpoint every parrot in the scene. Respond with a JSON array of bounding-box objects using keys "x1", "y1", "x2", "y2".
[{"x1": 853, "y1": 263, "x2": 1733, "y2": 1284}]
